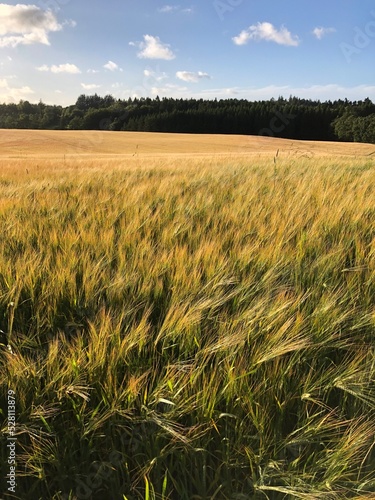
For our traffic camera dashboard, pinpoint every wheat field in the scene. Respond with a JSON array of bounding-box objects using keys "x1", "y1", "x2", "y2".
[
  {"x1": 1, "y1": 129, "x2": 375, "y2": 159},
  {"x1": 1, "y1": 131, "x2": 375, "y2": 499}
]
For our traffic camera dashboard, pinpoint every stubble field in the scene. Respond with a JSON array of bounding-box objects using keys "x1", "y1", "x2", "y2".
[{"x1": 1, "y1": 130, "x2": 375, "y2": 499}]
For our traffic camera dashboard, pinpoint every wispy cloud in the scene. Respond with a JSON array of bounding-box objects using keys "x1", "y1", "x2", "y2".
[
  {"x1": 0, "y1": 3, "x2": 63, "y2": 47},
  {"x1": 312, "y1": 27, "x2": 336, "y2": 40},
  {"x1": 63, "y1": 19, "x2": 77, "y2": 28},
  {"x1": 233, "y1": 22, "x2": 300, "y2": 47},
  {"x1": 81, "y1": 83, "x2": 102, "y2": 90},
  {"x1": 37, "y1": 63, "x2": 81, "y2": 74},
  {"x1": 158, "y1": 5, "x2": 193, "y2": 14},
  {"x1": 103, "y1": 60, "x2": 122, "y2": 71},
  {"x1": 158, "y1": 5, "x2": 178, "y2": 13},
  {"x1": 144, "y1": 69, "x2": 168, "y2": 82},
  {"x1": 151, "y1": 83, "x2": 188, "y2": 96},
  {"x1": 176, "y1": 71, "x2": 211, "y2": 83},
  {"x1": 131, "y1": 35, "x2": 176, "y2": 60}
]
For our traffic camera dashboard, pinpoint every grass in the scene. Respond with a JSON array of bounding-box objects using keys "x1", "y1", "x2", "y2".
[{"x1": 0, "y1": 133, "x2": 375, "y2": 499}]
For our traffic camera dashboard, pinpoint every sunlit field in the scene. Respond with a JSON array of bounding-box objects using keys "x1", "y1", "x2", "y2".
[{"x1": 1, "y1": 131, "x2": 375, "y2": 499}]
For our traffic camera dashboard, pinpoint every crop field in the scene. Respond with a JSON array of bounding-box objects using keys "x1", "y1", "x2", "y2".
[{"x1": 1, "y1": 130, "x2": 375, "y2": 499}]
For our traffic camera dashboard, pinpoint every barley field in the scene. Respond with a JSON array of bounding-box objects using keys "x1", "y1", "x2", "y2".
[{"x1": 1, "y1": 131, "x2": 375, "y2": 499}]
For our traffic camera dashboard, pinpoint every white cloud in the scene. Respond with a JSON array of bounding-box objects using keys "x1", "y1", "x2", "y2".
[
  {"x1": 103, "y1": 60, "x2": 122, "y2": 71},
  {"x1": 81, "y1": 83, "x2": 102, "y2": 90},
  {"x1": 37, "y1": 63, "x2": 81, "y2": 74},
  {"x1": 158, "y1": 5, "x2": 178, "y2": 13},
  {"x1": 312, "y1": 27, "x2": 336, "y2": 40},
  {"x1": 51, "y1": 63, "x2": 80, "y2": 74},
  {"x1": 87, "y1": 69, "x2": 100, "y2": 74},
  {"x1": 0, "y1": 3, "x2": 62, "y2": 47},
  {"x1": 36, "y1": 64, "x2": 49, "y2": 72},
  {"x1": 0, "y1": 78, "x2": 34, "y2": 103},
  {"x1": 132, "y1": 34, "x2": 176, "y2": 60},
  {"x1": 176, "y1": 71, "x2": 211, "y2": 83},
  {"x1": 233, "y1": 22, "x2": 300, "y2": 47}
]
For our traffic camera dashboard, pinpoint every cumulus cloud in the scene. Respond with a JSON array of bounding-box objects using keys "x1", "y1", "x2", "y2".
[
  {"x1": 37, "y1": 63, "x2": 81, "y2": 74},
  {"x1": 51, "y1": 63, "x2": 80, "y2": 73},
  {"x1": 131, "y1": 35, "x2": 176, "y2": 60},
  {"x1": 103, "y1": 60, "x2": 122, "y2": 71},
  {"x1": 0, "y1": 77, "x2": 34, "y2": 103},
  {"x1": 233, "y1": 22, "x2": 299, "y2": 46},
  {"x1": 312, "y1": 27, "x2": 336, "y2": 40},
  {"x1": 176, "y1": 71, "x2": 211, "y2": 83},
  {"x1": 0, "y1": 3, "x2": 63, "y2": 48}
]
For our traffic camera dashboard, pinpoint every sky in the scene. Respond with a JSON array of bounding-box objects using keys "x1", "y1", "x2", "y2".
[{"x1": 0, "y1": 0, "x2": 375, "y2": 105}]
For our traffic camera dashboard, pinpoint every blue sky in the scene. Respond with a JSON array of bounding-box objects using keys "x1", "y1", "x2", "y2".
[{"x1": 0, "y1": 0, "x2": 374, "y2": 105}]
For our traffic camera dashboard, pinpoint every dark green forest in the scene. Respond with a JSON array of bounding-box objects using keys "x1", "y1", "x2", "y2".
[{"x1": 1, "y1": 95, "x2": 375, "y2": 143}]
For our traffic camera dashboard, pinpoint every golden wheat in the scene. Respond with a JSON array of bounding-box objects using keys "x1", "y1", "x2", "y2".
[{"x1": 0, "y1": 132, "x2": 374, "y2": 499}]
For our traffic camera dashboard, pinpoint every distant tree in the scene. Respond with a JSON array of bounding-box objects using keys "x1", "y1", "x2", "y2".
[
  {"x1": 333, "y1": 113, "x2": 356, "y2": 141},
  {"x1": 67, "y1": 116, "x2": 84, "y2": 130},
  {"x1": 1, "y1": 94, "x2": 374, "y2": 142},
  {"x1": 40, "y1": 106, "x2": 62, "y2": 129},
  {"x1": 333, "y1": 112, "x2": 375, "y2": 144}
]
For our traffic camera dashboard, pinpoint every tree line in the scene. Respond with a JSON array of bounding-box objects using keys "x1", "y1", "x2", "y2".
[{"x1": 1, "y1": 95, "x2": 374, "y2": 143}]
